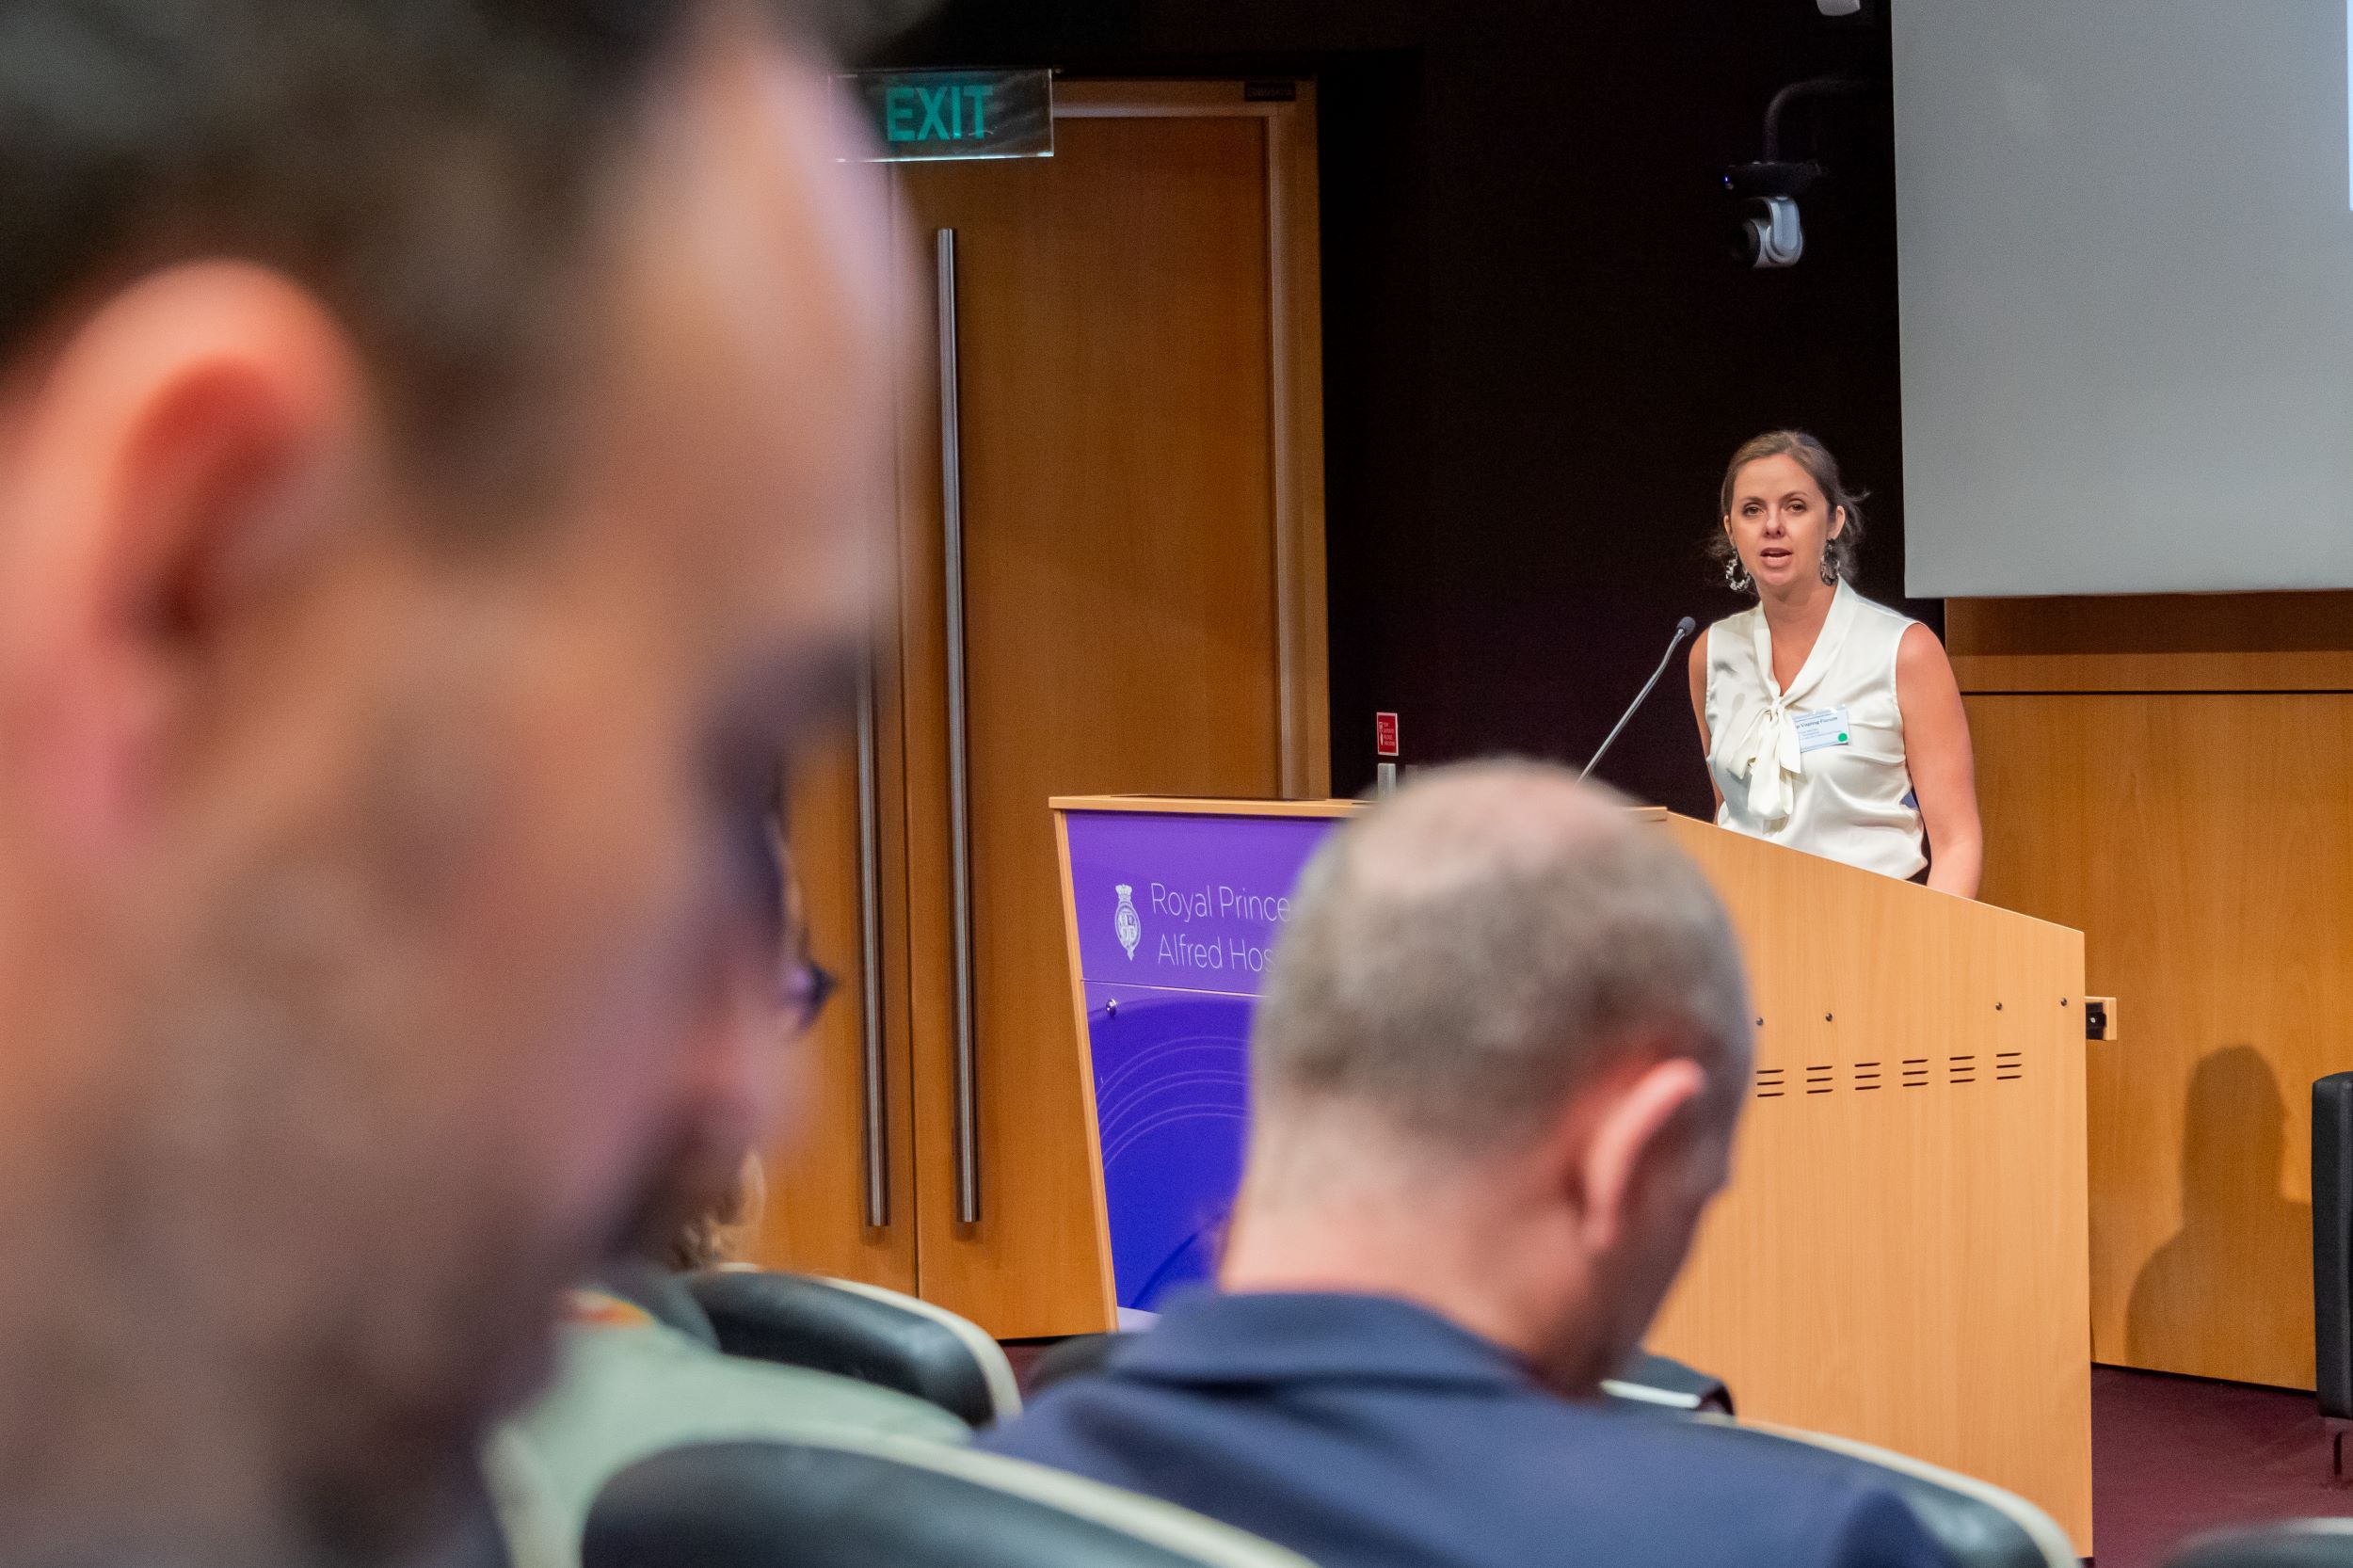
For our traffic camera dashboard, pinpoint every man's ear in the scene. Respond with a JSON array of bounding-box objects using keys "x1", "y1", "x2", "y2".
[
  {"x1": 0, "y1": 262, "x2": 372, "y2": 867},
  {"x1": 1571, "y1": 1055, "x2": 1712, "y2": 1258}
]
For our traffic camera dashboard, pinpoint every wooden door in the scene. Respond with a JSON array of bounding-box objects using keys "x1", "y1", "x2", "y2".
[{"x1": 896, "y1": 84, "x2": 1327, "y2": 1336}]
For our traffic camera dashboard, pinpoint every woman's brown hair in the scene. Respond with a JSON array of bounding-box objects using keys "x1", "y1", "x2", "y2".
[
  {"x1": 1707, "y1": 429, "x2": 1866, "y2": 591},
  {"x1": 664, "y1": 1153, "x2": 769, "y2": 1272}
]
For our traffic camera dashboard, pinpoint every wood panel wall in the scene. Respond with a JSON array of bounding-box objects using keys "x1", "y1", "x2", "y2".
[{"x1": 1951, "y1": 594, "x2": 2353, "y2": 1388}]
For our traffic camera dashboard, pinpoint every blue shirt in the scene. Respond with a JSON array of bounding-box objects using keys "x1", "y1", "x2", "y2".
[{"x1": 984, "y1": 1292, "x2": 1958, "y2": 1568}]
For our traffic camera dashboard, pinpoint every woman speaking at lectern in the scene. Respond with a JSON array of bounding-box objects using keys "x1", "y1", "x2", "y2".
[{"x1": 1686, "y1": 430, "x2": 1983, "y2": 898}]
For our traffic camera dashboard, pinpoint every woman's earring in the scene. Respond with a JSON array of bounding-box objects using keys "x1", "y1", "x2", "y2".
[
  {"x1": 1819, "y1": 549, "x2": 1841, "y2": 585},
  {"x1": 1724, "y1": 554, "x2": 1753, "y2": 593}
]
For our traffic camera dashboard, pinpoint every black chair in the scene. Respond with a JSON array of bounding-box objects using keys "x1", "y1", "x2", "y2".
[
  {"x1": 2168, "y1": 1522, "x2": 2353, "y2": 1567},
  {"x1": 1692, "y1": 1420, "x2": 2075, "y2": 1568},
  {"x1": 1020, "y1": 1331, "x2": 1125, "y2": 1395},
  {"x1": 583, "y1": 1438, "x2": 1310, "y2": 1568},
  {"x1": 1604, "y1": 1349, "x2": 1735, "y2": 1416},
  {"x1": 685, "y1": 1271, "x2": 1018, "y2": 1430},
  {"x1": 2314, "y1": 1073, "x2": 2353, "y2": 1472}
]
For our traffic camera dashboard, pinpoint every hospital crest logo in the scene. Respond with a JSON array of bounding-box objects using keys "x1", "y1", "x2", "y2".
[{"x1": 1113, "y1": 884, "x2": 1143, "y2": 960}]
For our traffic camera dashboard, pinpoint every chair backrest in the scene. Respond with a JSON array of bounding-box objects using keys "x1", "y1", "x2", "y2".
[
  {"x1": 1697, "y1": 1418, "x2": 2077, "y2": 1568},
  {"x1": 1023, "y1": 1331, "x2": 1126, "y2": 1395},
  {"x1": 1602, "y1": 1349, "x2": 1735, "y2": 1416},
  {"x1": 684, "y1": 1271, "x2": 1019, "y2": 1429},
  {"x1": 583, "y1": 1437, "x2": 1312, "y2": 1568},
  {"x1": 2168, "y1": 1521, "x2": 2353, "y2": 1567},
  {"x1": 2314, "y1": 1073, "x2": 2353, "y2": 1418}
]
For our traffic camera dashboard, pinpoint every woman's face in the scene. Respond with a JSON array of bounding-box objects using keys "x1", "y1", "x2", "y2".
[{"x1": 1724, "y1": 453, "x2": 1844, "y2": 593}]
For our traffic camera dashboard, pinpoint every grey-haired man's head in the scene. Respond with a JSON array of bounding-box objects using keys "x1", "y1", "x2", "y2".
[{"x1": 1230, "y1": 762, "x2": 1753, "y2": 1391}]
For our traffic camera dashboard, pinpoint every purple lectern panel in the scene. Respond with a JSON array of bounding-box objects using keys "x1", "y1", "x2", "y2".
[{"x1": 1064, "y1": 809, "x2": 1341, "y2": 1310}]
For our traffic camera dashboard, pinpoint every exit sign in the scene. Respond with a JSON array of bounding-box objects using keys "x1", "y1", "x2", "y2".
[{"x1": 840, "y1": 70, "x2": 1054, "y2": 163}]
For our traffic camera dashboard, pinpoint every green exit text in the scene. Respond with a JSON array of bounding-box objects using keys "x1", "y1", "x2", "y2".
[
  {"x1": 885, "y1": 82, "x2": 997, "y2": 144},
  {"x1": 840, "y1": 69, "x2": 1052, "y2": 163}
]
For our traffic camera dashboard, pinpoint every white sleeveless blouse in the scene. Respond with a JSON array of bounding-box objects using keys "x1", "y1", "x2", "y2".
[{"x1": 1704, "y1": 580, "x2": 1927, "y2": 880}]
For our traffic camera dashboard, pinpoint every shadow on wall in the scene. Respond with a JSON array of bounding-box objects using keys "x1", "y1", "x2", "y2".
[{"x1": 2127, "y1": 1044, "x2": 2313, "y2": 1386}]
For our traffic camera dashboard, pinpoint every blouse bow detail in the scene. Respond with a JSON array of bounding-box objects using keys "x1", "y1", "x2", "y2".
[
  {"x1": 1731, "y1": 696, "x2": 1806, "y2": 824},
  {"x1": 1729, "y1": 594, "x2": 1843, "y2": 825}
]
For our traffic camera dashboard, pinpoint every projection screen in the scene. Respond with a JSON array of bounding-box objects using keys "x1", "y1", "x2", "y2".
[{"x1": 1895, "y1": 0, "x2": 2353, "y2": 597}]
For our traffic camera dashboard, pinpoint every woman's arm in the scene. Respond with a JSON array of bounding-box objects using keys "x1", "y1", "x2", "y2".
[
  {"x1": 1688, "y1": 637, "x2": 1722, "y2": 815},
  {"x1": 1895, "y1": 623, "x2": 1982, "y2": 899}
]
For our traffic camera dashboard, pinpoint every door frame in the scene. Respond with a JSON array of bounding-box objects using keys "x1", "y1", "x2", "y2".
[{"x1": 1054, "y1": 80, "x2": 1331, "y2": 800}]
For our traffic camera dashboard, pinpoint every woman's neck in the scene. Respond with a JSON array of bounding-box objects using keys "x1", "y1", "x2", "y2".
[
  {"x1": 1758, "y1": 576, "x2": 1837, "y2": 633},
  {"x1": 1756, "y1": 578, "x2": 1839, "y2": 685}
]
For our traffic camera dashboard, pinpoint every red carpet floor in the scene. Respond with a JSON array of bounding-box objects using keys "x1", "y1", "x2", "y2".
[{"x1": 2095, "y1": 1365, "x2": 2353, "y2": 1566}]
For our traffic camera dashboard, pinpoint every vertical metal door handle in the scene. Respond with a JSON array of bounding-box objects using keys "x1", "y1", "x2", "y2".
[
  {"x1": 855, "y1": 652, "x2": 888, "y2": 1229},
  {"x1": 937, "y1": 228, "x2": 982, "y2": 1226}
]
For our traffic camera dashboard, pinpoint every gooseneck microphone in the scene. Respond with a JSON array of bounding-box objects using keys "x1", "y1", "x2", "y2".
[{"x1": 1579, "y1": 616, "x2": 1700, "y2": 783}]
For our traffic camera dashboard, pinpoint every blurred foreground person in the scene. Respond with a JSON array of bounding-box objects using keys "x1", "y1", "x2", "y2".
[
  {"x1": 986, "y1": 763, "x2": 1957, "y2": 1568},
  {"x1": 488, "y1": 833, "x2": 966, "y2": 1568},
  {"x1": 0, "y1": 2, "x2": 903, "y2": 1564}
]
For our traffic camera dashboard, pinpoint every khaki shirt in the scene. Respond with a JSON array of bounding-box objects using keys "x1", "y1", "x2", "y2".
[{"x1": 488, "y1": 1288, "x2": 970, "y2": 1568}]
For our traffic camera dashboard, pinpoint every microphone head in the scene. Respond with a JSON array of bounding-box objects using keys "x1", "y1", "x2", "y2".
[{"x1": 1675, "y1": 616, "x2": 1699, "y2": 636}]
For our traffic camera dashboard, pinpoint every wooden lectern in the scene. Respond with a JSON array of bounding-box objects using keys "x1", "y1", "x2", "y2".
[{"x1": 1052, "y1": 796, "x2": 2093, "y2": 1552}]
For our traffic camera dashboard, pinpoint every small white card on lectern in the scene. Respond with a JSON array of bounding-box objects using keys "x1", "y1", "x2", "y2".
[{"x1": 1793, "y1": 707, "x2": 1852, "y2": 753}]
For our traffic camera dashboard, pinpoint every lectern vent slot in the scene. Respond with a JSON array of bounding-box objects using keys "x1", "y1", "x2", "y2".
[{"x1": 1751, "y1": 1055, "x2": 2024, "y2": 1101}]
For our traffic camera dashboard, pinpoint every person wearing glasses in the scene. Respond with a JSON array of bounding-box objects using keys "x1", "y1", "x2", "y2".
[{"x1": 485, "y1": 826, "x2": 964, "y2": 1568}]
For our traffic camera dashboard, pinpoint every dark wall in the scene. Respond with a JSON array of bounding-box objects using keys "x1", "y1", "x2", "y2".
[{"x1": 882, "y1": 0, "x2": 1924, "y2": 815}]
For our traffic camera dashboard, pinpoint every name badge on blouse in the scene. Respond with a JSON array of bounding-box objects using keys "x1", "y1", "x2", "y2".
[{"x1": 1793, "y1": 706, "x2": 1852, "y2": 754}]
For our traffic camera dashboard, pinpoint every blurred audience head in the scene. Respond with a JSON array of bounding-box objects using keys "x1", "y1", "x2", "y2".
[
  {"x1": 1232, "y1": 762, "x2": 1753, "y2": 1397},
  {"x1": 0, "y1": 1, "x2": 907, "y2": 1562}
]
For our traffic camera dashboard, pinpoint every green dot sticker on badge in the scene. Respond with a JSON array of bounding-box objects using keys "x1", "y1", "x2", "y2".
[{"x1": 1793, "y1": 707, "x2": 1853, "y2": 755}]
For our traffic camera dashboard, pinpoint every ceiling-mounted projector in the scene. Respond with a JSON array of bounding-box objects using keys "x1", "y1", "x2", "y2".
[
  {"x1": 1725, "y1": 162, "x2": 1816, "y2": 268},
  {"x1": 1734, "y1": 194, "x2": 1805, "y2": 268},
  {"x1": 1725, "y1": 73, "x2": 1883, "y2": 268}
]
